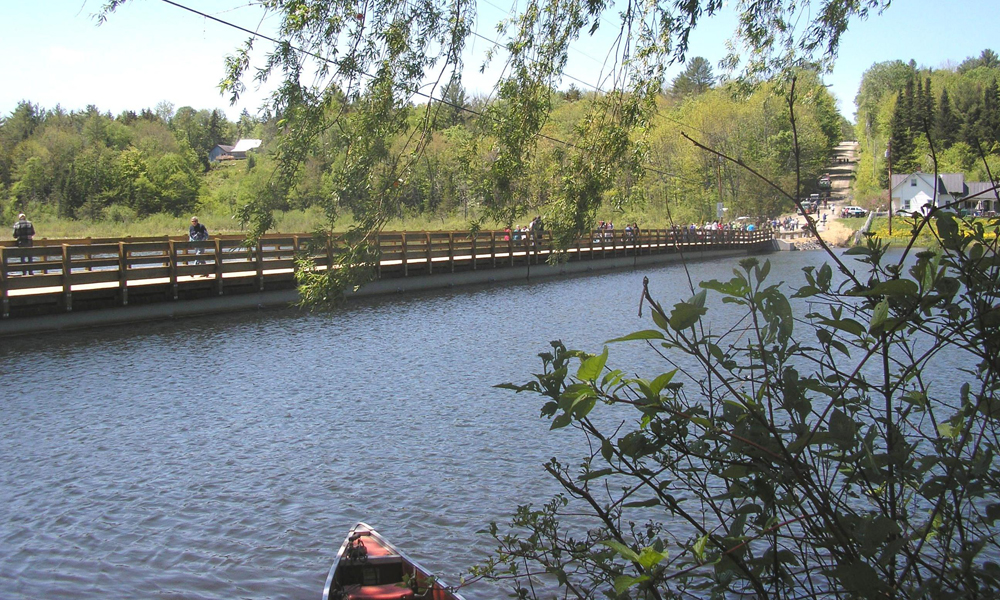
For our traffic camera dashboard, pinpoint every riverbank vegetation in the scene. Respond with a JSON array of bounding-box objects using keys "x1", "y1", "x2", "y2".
[{"x1": 1, "y1": 74, "x2": 842, "y2": 238}]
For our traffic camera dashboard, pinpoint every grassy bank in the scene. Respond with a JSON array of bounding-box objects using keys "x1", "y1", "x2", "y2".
[
  {"x1": 12, "y1": 206, "x2": 683, "y2": 241},
  {"x1": 19, "y1": 208, "x2": 488, "y2": 241}
]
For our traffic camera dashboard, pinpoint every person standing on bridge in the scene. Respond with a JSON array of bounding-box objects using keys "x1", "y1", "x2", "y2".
[
  {"x1": 12, "y1": 213, "x2": 35, "y2": 275},
  {"x1": 189, "y1": 216, "x2": 209, "y2": 266}
]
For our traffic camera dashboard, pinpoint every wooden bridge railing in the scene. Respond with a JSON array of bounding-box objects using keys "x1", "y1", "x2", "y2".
[{"x1": 0, "y1": 228, "x2": 772, "y2": 317}]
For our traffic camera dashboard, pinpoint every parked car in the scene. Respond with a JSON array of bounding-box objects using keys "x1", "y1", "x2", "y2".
[{"x1": 841, "y1": 206, "x2": 867, "y2": 218}]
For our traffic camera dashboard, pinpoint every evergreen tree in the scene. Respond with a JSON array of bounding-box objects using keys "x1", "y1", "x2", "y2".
[
  {"x1": 919, "y1": 77, "x2": 936, "y2": 135},
  {"x1": 961, "y1": 92, "x2": 984, "y2": 149},
  {"x1": 902, "y1": 74, "x2": 916, "y2": 132},
  {"x1": 671, "y1": 57, "x2": 715, "y2": 98},
  {"x1": 888, "y1": 90, "x2": 916, "y2": 175},
  {"x1": 935, "y1": 88, "x2": 959, "y2": 148},
  {"x1": 983, "y1": 79, "x2": 1000, "y2": 146}
]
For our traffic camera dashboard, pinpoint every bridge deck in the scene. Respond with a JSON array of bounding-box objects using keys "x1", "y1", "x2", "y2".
[{"x1": 1, "y1": 228, "x2": 773, "y2": 318}]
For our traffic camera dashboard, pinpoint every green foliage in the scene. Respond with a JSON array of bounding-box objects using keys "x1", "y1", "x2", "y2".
[{"x1": 482, "y1": 231, "x2": 1000, "y2": 597}]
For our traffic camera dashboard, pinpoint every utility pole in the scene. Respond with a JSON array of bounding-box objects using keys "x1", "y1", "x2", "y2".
[{"x1": 886, "y1": 140, "x2": 892, "y2": 236}]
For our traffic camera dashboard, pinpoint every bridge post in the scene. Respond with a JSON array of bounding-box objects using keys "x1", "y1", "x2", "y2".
[
  {"x1": 0, "y1": 247, "x2": 8, "y2": 318},
  {"x1": 61, "y1": 244, "x2": 73, "y2": 312},
  {"x1": 214, "y1": 238, "x2": 224, "y2": 295},
  {"x1": 426, "y1": 232, "x2": 433, "y2": 275},
  {"x1": 168, "y1": 240, "x2": 178, "y2": 300},
  {"x1": 471, "y1": 233, "x2": 477, "y2": 271},
  {"x1": 401, "y1": 233, "x2": 408, "y2": 277},
  {"x1": 449, "y1": 232, "x2": 455, "y2": 273},
  {"x1": 118, "y1": 242, "x2": 128, "y2": 306},
  {"x1": 490, "y1": 231, "x2": 496, "y2": 268},
  {"x1": 255, "y1": 240, "x2": 264, "y2": 291}
]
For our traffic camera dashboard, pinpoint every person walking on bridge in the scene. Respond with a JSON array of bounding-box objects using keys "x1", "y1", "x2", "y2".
[
  {"x1": 189, "y1": 216, "x2": 209, "y2": 266},
  {"x1": 12, "y1": 213, "x2": 35, "y2": 275}
]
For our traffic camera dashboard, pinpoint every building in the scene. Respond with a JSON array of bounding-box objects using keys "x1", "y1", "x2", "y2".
[
  {"x1": 890, "y1": 172, "x2": 999, "y2": 215},
  {"x1": 209, "y1": 139, "x2": 262, "y2": 162}
]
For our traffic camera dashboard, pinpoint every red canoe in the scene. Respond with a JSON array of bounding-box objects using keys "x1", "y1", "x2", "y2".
[{"x1": 323, "y1": 523, "x2": 468, "y2": 600}]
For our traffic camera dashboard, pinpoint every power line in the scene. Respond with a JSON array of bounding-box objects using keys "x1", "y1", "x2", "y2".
[{"x1": 156, "y1": 0, "x2": 705, "y2": 185}]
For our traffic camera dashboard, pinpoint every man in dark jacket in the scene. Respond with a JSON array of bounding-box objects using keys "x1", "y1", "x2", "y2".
[{"x1": 12, "y1": 213, "x2": 35, "y2": 275}]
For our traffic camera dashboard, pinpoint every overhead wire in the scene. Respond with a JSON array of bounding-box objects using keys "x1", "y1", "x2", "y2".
[{"x1": 157, "y1": 0, "x2": 707, "y2": 185}]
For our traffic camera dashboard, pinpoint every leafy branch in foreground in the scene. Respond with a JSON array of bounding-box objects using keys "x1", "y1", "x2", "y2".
[{"x1": 478, "y1": 222, "x2": 1000, "y2": 598}]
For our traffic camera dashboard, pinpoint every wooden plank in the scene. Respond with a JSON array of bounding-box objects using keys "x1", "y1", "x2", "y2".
[
  {"x1": 70, "y1": 271, "x2": 120, "y2": 286},
  {"x1": 121, "y1": 267, "x2": 171, "y2": 281}
]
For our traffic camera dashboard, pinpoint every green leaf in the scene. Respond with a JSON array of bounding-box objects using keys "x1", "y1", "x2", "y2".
[
  {"x1": 936, "y1": 213, "x2": 960, "y2": 245},
  {"x1": 623, "y1": 497, "x2": 660, "y2": 508},
  {"x1": 937, "y1": 421, "x2": 961, "y2": 440},
  {"x1": 817, "y1": 317, "x2": 867, "y2": 337},
  {"x1": 613, "y1": 574, "x2": 649, "y2": 594},
  {"x1": 692, "y1": 534, "x2": 708, "y2": 562},
  {"x1": 580, "y1": 468, "x2": 613, "y2": 481},
  {"x1": 690, "y1": 288, "x2": 708, "y2": 308},
  {"x1": 606, "y1": 330, "x2": 665, "y2": 343},
  {"x1": 576, "y1": 346, "x2": 608, "y2": 381},
  {"x1": 550, "y1": 413, "x2": 573, "y2": 430},
  {"x1": 601, "y1": 438, "x2": 614, "y2": 461},
  {"x1": 870, "y1": 279, "x2": 918, "y2": 297},
  {"x1": 669, "y1": 301, "x2": 707, "y2": 331},
  {"x1": 637, "y1": 547, "x2": 668, "y2": 569},
  {"x1": 650, "y1": 307, "x2": 670, "y2": 332},
  {"x1": 649, "y1": 370, "x2": 677, "y2": 397},
  {"x1": 600, "y1": 540, "x2": 640, "y2": 563},
  {"x1": 870, "y1": 299, "x2": 888, "y2": 333}
]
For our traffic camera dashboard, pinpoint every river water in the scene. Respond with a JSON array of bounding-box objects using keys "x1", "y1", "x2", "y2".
[{"x1": 0, "y1": 249, "x2": 907, "y2": 599}]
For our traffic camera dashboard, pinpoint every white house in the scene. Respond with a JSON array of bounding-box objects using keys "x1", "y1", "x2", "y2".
[
  {"x1": 891, "y1": 172, "x2": 1000, "y2": 215},
  {"x1": 890, "y1": 173, "x2": 965, "y2": 215},
  {"x1": 209, "y1": 139, "x2": 262, "y2": 162}
]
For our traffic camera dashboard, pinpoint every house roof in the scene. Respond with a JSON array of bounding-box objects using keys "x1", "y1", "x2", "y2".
[
  {"x1": 968, "y1": 181, "x2": 1000, "y2": 200},
  {"x1": 939, "y1": 173, "x2": 967, "y2": 196},
  {"x1": 231, "y1": 139, "x2": 262, "y2": 153},
  {"x1": 891, "y1": 172, "x2": 966, "y2": 196}
]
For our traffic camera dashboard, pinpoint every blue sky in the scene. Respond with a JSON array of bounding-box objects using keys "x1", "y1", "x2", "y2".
[{"x1": 1, "y1": 0, "x2": 996, "y2": 123}]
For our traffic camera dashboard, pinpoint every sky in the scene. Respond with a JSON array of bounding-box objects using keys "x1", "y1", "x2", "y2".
[{"x1": 1, "y1": 0, "x2": 998, "y2": 124}]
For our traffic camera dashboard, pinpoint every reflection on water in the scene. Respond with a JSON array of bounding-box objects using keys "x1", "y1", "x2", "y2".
[{"x1": 2, "y1": 250, "x2": 890, "y2": 599}]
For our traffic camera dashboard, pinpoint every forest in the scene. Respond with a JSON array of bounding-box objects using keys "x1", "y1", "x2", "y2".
[
  {"x1": 5, "y1": 48, "x2": 999, "y2": 234},
  {"x1": 854, "y1": 49, "x2": 1000, "y2": 203},
  {"x1": 0, "y1": 61, "x2": 843, "y2": 234}
]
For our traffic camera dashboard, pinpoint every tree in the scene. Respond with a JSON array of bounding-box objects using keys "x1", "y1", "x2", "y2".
[
  {"x1": 934, "y1": 87, "x2": 959, "y2": 149},
  {"x1": 888, "y1": 91, "x2": 916, "y2": 175},
  {"x1": 670, "y1": 57, "x2": 715, "y2": 98},
  {"x1": 958, "y1": 48, "x2": 1000, "y2": 73}
]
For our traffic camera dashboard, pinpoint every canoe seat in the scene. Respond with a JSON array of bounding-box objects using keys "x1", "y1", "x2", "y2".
[{"x1": 346, "y1": 583, "x2": 415, "y2": 600}]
